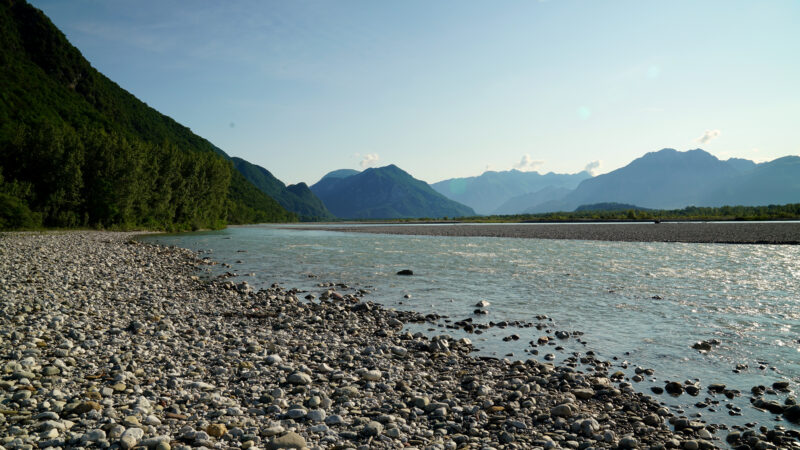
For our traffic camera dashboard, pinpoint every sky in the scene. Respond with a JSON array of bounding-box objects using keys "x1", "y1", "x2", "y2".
[{"x1": 30, "y1": 0, "x2": 800, "y2": 186}]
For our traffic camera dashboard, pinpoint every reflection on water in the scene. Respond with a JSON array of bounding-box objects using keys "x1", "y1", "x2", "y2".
[{"x1": 142, "y1": 224, "x2": 800, "y2": 430}]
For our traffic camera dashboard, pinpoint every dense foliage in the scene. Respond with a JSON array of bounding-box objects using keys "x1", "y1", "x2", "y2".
[
  {"x1": 1, "y1": 123, "x2": 235, "y2": 230},
  {"x1": 0, "y1": 0, "x2": 294, "y2": 230},
  {"x1": 232, "y1": 157, "x2": 334, "y2": 221}
]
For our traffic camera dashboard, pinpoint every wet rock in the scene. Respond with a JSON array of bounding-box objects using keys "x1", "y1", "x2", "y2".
[
  {"x1": 773, "y1": 381, "x2": 790, "y2": 391},
  {"x1": 396, "y1": 269, "x2": 413, "y2": 276},
  {"x1": 665, "y1": 382, "x2": 684, "y2": 395},
  {"x1": 782, "y1": 404, "x2": 800, "y2": 423}
]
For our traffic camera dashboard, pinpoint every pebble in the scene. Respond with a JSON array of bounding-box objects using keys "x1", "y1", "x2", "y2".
[
  {"x1": 362, "y1": 420, "x2": 384, "y2": 437},
  {"x1": 361, "y1": 369, "x2": 382, "y2": 381},
  {"x1": 287, "y1": 372, "x2": 312, "y2": 385},
  {"x1": 268, "y1": 431, "x2": 306, "y2": 449},
  {"x1": 206, "y1": 423, "x2": 227, "y2": 438}
]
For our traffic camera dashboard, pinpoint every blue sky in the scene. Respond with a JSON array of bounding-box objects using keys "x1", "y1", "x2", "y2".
[{"x1": 31, "y1": 0, "x2": 800, "y2": 185}]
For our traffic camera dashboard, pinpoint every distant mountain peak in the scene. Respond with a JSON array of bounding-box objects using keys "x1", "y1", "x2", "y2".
[
  {"x1": 318, "y1": 168, "x2": 360, "y2": 182},
  {"x1": 311, "y1": 164, "x2": 474, "y2": 219}
]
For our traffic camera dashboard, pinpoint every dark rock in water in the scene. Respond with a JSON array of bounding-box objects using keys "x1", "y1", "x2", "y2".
[
  {"x1": 692, "y1": 341, "x2": 712, "y2": 351},
  {"x1": 651, "y1": 386, "x2": 664, "y2": 395},
  {"x1": 783, "y1": 404, "x2": 800, "y2": 423},
  {"x1": 754, "y1": 398, "x2": 786, "y2": 414},
  {"x1": 685, "y1": 384, "x2": 701, "y2": 396},
  {"x1": 397, "y1": 269, "x2": 414, "y2": 276},
  {"x1": 772, "y1": 381, "x2": 790, "y2": 391},
  {"x1": 665, "y1": 381, "x2": 684, "y2": 395}
]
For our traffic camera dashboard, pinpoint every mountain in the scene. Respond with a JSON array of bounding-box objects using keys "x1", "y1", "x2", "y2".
[
  {"x1": 309, "y1": 169, "x2": 362, "y2": 208},
  {"x1": 231, "y1": 157, "x2": 333, "y2": 220},
  {"x1": 432, "y1": 170, "x2": 591, "y2": 215},
  {"x1": 0, "y1": 0, "x2": 294, "y2": 229},
  {"x1": 492, "y1": 186, "x2": 573, "y2": 215},
  {"x1": 526, "y1": 149, "x2": 800, "y2": 213},
  {"x1": 321, "y1": 169, "x2": 361, "y2": 180},
  {"x1": 704, "y1": 156, "x2": 800, "y2": 206},
  {"x1": 725, "y1": 157, "x2": 759, "y2": 173},
  {"x1": 530, "y1": 149, "x2": 741, "y2": 212},
  {"x1": 310, "y1": 165, "x2": 475, "y2": 219}
]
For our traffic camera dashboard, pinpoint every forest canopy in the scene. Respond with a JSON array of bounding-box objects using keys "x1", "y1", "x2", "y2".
[{"x1": 0, "y1": 0, "x2": 295, "y2": 230}]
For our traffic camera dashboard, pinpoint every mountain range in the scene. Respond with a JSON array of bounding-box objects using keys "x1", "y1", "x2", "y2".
[
  {"x1": 525, "y1": 149, "x2": 800, "y2": 213},
  {"x1": 427, "y1": 149, "x2": 800, "y2": 215},
  {"x1": 310, "y1": 165, "x2": 475, "y2": 219},
  {"x1": 431, "y1": 170, "x2": 591, "y2": 215}
]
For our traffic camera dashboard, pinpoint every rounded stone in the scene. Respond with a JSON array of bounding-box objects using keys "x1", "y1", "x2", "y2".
[
  {"x1": 267, "y1": 431, "x2": 306, "y2": 449},
  {"x1": 362, "y1": 420, "x2": 384, "y2": 437},
  {"x1": 361, "y1": 369, "x2": 382, "y2": 381},
  {"x1": 206, "y1": 423, "x2": 227, "y2": 438},
  {"x1": 287, "y1": 372, "x2": 312, "y2": 385}
]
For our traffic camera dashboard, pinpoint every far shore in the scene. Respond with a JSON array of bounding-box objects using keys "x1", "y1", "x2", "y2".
[{"x1": 294, "y1": 221, "x2": 800, "y2": 244}]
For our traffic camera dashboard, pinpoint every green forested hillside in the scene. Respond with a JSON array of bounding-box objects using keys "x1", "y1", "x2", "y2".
[
  {"x1": 0, "y1": 0, "x2": 295, "y2": 230},
  {"x1": 232, "y1": 157, "x2": 334, "y2": 221}
]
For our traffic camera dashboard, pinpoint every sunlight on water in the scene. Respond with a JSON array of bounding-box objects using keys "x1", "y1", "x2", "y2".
[{"x1": 143, "y1": 225, "x2": 800, "y2": 430}]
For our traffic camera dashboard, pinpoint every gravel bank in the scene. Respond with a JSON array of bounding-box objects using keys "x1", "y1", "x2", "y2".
[
  {"x1": 311, "y1": 222, "x2": 800, "y2": 244},
  {"x1": 1, "y1": 231, "x2": 798, "y2": 449}
]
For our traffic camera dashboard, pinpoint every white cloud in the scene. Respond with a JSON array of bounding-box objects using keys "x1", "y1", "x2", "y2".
[
  {"x1": 513, "y1": 154, "x2": 544, "y2": 171},
  {"x1": 360, "y1": 153, "x2": 379, "y2": 169},
  {"x1": 695, "y1": 129, "x2": 721, "y2": 145},
  {"x1": 584, "y1": 160, "x2": 602, "y2": 176}
]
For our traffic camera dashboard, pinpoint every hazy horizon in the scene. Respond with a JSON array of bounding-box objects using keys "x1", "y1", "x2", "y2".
[{"x1": 31, "y1": 0, "x2": 800, "y2": 186}]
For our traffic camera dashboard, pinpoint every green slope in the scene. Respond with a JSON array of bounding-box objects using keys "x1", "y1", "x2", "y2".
[
  {"x1": 232, "y1": 157, "x2": 334, "y2": 220},
  {"x1": 0, "y1": 0, "x2": 294, "y2": 229}
]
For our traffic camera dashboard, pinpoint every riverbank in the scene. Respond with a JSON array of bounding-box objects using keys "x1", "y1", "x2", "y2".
[
  {"x1": 307, "y1": 222, "x2": 800, "y2": 244},
  {"x1": 1, "y1": 231, "x2": 797, "y2": 449}
]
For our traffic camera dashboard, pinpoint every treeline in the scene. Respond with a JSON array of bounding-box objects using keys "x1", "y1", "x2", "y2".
[
  {"x1": 0, "y1": 122, "x2": 285, "y2": 231},
  {"x1": 459, "y1": 203, "x2": 800, "y2": 223},
  {"x1": 0, "y1": 1, "x2": 296, "y2": 231}
]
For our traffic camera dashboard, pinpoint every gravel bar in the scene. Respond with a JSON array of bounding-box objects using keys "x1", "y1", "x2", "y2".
[
  {"x1": 313, "y1": 222, "x2": 800, "y2": 244},
  {"x1": 2, "y1": 231, "x2": 798, "y2": 450}
]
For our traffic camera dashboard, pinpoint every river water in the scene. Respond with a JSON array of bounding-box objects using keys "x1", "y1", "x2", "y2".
[{"x1": 141, "y1": 224, "x2": 800, "y2": 431}]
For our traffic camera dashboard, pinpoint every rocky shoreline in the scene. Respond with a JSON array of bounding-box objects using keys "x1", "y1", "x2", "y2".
[
  {"x1": 306, "y1": 222, "x2": 800, "y2": 244},
  {"x1": 1, "y1": 231, "x2": 798, "y2": 449}
]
